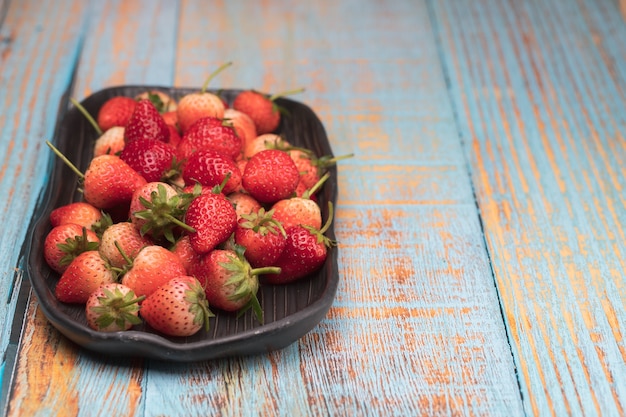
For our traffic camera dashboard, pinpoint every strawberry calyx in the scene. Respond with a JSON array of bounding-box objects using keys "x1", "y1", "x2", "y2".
[
  {"x1": 91, "y1": 212, "x2": 114, "y2": 238},
  {"x1": 302, "y1": 201, "x2": 336, "y2": 248},
  {"x1": 134, "y1": 183, "x2": 196, "y2": 243},
  {"x1": 239, "y1": 208, "x2": 287, "y2": 238},
  {"x1": 184, "y1": 278, "x2": 215, "y2": 332},
  {"x1": 220, "y1": 244, "x2": 280, "y2": 323},
  {"x1": 145, "y1": 92, "x2": 167, "y2": 113},
  {"x1": 89, "y1": 286, "x2": 145, "y2": 330},
  {"x1": 57, "y1": 226, "x2": 100, "y2": 267}
]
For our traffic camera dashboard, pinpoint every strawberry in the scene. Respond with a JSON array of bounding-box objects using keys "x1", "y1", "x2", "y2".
[
  {"x1": 264, "y1": 202, "x2": 336, "y2": 285},
  {"x1": 124, "y1": 99, "x2": 170, "y2": 144},
  {"x1": 242, "y1": 149, "x2": 300, "y2": 204},
  {"x1": 134, "y1": 90, "x2": 177, "y2": 113},
  {"x1": 232, "y1": 88, "x2": 304, "y2": 134},
  {"x1": 44, "y1": 224, "x2": 100, "y2": 274},
  {"x1": 167, "y1": 124, "x2": 182, "y2": 148},
  {"x1": 162, "y1": 111, "x2": 179, "y2": 129},
  {"x1": 227, "y1": 192, "x2": 262, "y2": 220},
  {"x1": 290, "y1": 150, "x2": 354, "y2": 191},
  {"x1": 184, "y1": 191, "x2": 238, "y2": 254},
  {"x1": 119, "y1": 138, "x2": 179, "y2": 183},
  {"x1": 97, "y1": 96, "x2": 137, "y2": 132},
  {"x1": 93, "y1": 126, "x2": 126, "y2": 157},
  {"x1": 234, "y1": 208, "x2": 286, "y2": 268},
  {"x1": 83, "y1": 154, "x2": 148, "y2": 210},
  {"x1": 176, "y1": 62, "x2": 232, "y2": 133},
  {"x1": 170, "y1": 236, "x2": 203, "y2": 276},
  {"x1": 243, "y1": 133, "x2": 290, "y2": 159},
  {"x1": 129, "y1": 182, "x2": 194, "y2": 243},
  {"x1": 140, "y1": 275, "x2": 213, "y2": 337},
  {"x1": 181, "y1": 149, "x2": 242, "y2": 195},
  {"x1": 120, "y1": 244, "x2": 188, "y2": 298},
  {"x1": 270, "y1": 172, "x2": 330, "y2": 230},
  {"x1": 49, "y1": 202, "x2": 103, "y2": 230},
  {"x1": 55, "y1": 250, "x2": 117, "y2": 303},
  {"x1": 85, "y1": 283, "x2": 144, "y2": 332},
  {"x1": 223, "y1": 108, "x2": 257, "y2": 149},
  {"x1": 99, "y1": 221, "x2": 152, "y2": 269},
  {"x1": 194, "y1": 245, "x2": 278, "y2": 321},
  {"x1": 177, "y1": 116, "x2": 242, "y2": 161}
]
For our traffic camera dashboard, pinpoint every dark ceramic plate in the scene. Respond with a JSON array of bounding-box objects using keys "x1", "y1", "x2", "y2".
[{"x1": 26, "y1": 86, "x2": 338, "y2": 362}]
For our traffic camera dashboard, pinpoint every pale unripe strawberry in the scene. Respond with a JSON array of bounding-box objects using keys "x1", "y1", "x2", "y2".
[
  {"x1": 140, "y1": 276, "x2": 213, "y2": 337},
  {"x1": 86, "y1": 283, "x2": 143, "y2": 332},
  {"x1": 176, "y1": 62, "x2": 232, "y2": 133},
  {"x1": 121, "y1": 245, "x2": 188, "y2": 298},
  {"x1": 223, "y1": 108, "x2": 257, "y2": 149},
  {"x1": 93, "y1": 126, "x2": 126, "y2": 157},
  {"x1": 99, "y1": 222, "x2": 152, "y2": 268},
  {"x1": 243, "y1": 134, "x2": 290, "y2": 160},
  {"x1": 55, "y1": 251, "x2": 116, "y2": 303}
]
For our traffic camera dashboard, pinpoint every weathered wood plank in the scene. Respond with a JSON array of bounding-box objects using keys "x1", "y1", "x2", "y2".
[
  {"x1": 432, "y1": 0, "x2": 626, "y2": 415},
  {"x1": 5, "y1": 1, "x2": 180, "y2": 416},
  {"x1": 0, "y1": 0, "x2": 89, "y2": 404},
  {"x1": 141, "y1": 1, "x2": 524, "y2": 415}
]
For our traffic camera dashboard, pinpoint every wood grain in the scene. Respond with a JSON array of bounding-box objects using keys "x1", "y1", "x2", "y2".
[
  {"x1": 5, "y1": 1, "x2": 179, "y2": 415},
  {"x1": 431, "y1": 0, "x2": 626, "y2": 415},
  {"x1": 0, "y1": 0, "x2": 89, "y2": 398},
  {"x1": 3, "y1": 0, "x2": 622, "y2": 415}
]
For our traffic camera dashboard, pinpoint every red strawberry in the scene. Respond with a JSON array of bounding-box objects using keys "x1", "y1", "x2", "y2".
[
  {"x1": 93, "y1": 126, "x2": 126, "y2": 157},
  {"x1": 270, "y1": 172, "x2": 330, "y2": 230},
  {"x1": 120, "y1": 138, "x2": 179, "y2": 183},
  {"x1": 234, "y1": 208, "x2": 287, "y2": 268},
  {"x1": 97, "y1": 96, "x2": 137, "y2": 132},
  {"x1": 140, "y1": 275, "x2": 213, "y2": 337},
  {"x1": 177, "y1": 116, "x2": 242, "y2": 161},
  {"x1": 223, "y1": 108, "x2": 257, "y2": 149},
  {"x1": 44, "y1": 224, "x2": 100, "y2": 274},
  {"x1": 184, "y1": 191, "x2": 237, "y2": 254},
  {"x1": 121, "y1": 244, "x2": 188, "y2": 298},
  {"x1": 167, "y1": 124, "x2": 182, "y2": 148},
  {"x1": 194, "y1": 245, "x2": 278, "y2": 321},
  {"x1": 125, "y1": 99, "x2": 170, "y2": 144},
  {"x1": 227, "y1": 192, "x2": 262, "y2": 220},
  {"x1": 264, "y1": 202, "x2": 336, "y2": 285},
  {"x1": 128, "y1": 182, "x2": 195, "y2": 243},
  {"x1": 83, "y1": 154, "x2": 148, "y2": 210},
  {"x1": 85, "y1": 283, "x2": 144, "y2": 332},
  {"x1": 242, "y1": 149, "x2": 300, "y2": 204},
  {"x1": 176, "y1": 62, "x2": 232, "y2": 133},
  {"x1": 170, "y1": 236, "x2": 203, "y2": 276},
  {"x1": 49, "y1": 202, "x2": 103, "y2": 230},
  {"x1": 99, "y1": 221, "x2": 153, "y2": 269},
  {"x1": 55, "y1": 251, "x2": 116, "y2": 303},
  {"x1": 182, "y1": 149, "x2": 242, "y2": 195},
  {"x1": 232, "y1": 88, "x2": 304, "y2": 134}
]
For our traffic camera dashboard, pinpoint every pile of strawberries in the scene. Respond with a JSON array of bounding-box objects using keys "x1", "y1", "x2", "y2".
[{"x1": 43, "y1": 64, "x2": 348, "y2": 338}]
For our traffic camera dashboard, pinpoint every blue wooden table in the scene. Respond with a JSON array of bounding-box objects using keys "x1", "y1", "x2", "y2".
[{"x1": 0, "y1": 1, "x2": 625, "y2": 415}]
